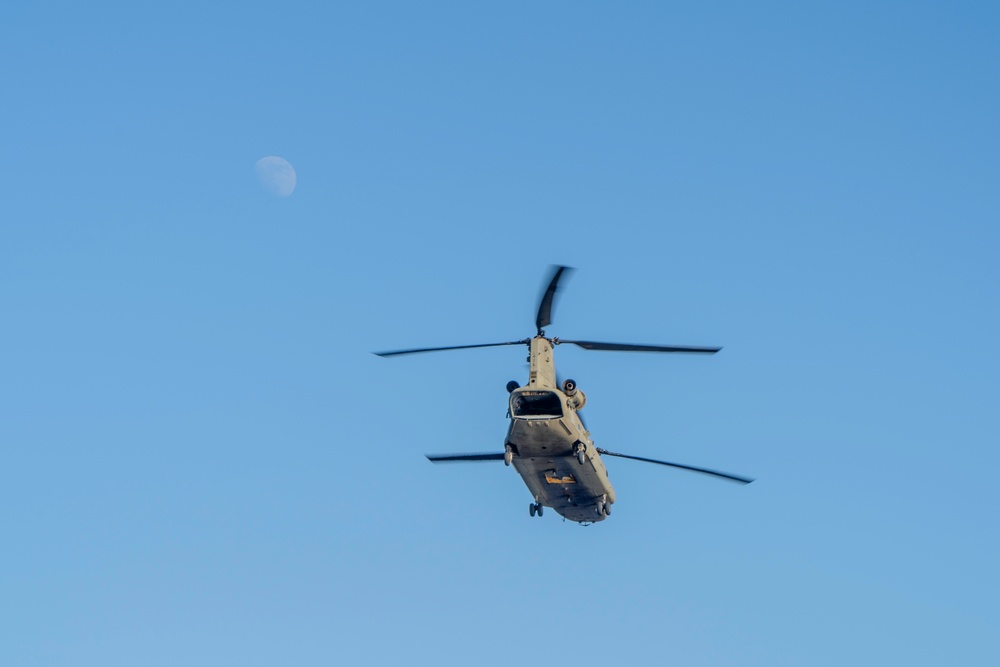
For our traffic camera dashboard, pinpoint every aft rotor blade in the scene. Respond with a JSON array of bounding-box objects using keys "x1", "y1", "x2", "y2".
[
  {"x1": 536, "y1": 265, "x2": 573, "y2": 334},
  {"x1": 596, "y1": 448, "x2": 753, "y2": 484},
  {"x1": 374, "y1": 340, "x2": 528, "y2": 357},
  {"x1": 561, "y1": 340, "x2": 721, "y2": 354},
  {"x1": 426, "y1": 453, "x2": 506, "y2": 463}
]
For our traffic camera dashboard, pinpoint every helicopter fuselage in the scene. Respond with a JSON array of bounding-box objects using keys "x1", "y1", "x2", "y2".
[{"x1": 505, "y1": 337, "x2": 615, "y2": 522}]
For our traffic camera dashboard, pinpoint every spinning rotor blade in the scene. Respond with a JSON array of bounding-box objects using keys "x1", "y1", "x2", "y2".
[
  {"x1": 596, "y1": 448, "x2": 753, "y2": 484},
  {"x1": 561, "y1": 341, "x2": 721, "y2": 354},
  {"x1": 375, "y1": 340, "x2": 528, "y2": 357},
  {"x1": 536, "y1": 265, "x2": 573, "y2": 334},
  {"x1": 426, "y1": 453, "x2": 506, "y2": 463}
]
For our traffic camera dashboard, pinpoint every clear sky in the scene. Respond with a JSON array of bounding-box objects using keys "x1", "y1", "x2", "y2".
[{"x1": 2, "y1": 2, "x2": 998, "y2": 665}]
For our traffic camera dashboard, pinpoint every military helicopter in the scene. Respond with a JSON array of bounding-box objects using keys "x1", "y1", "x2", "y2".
[{"x1": 376, "y1": 266, "x2": 753, "y2": 523}]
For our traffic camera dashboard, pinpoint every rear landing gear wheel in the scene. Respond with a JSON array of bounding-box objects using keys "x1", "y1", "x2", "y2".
[
  {"x1": 529, "y1": 503, "x2": 536, "y2": 517},
  {"x1": 536, "y1": 503, "x2": 543, "y2": 517},
  {"x1": 529, "y1": 502, "x2": 543, "y2": 518},
  {"x1": 603, "y1": 503, "x2": 611, "y2": 516}
]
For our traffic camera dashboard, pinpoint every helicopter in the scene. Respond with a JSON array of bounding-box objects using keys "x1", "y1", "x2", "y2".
[{"x1": 375, "y1": 266, "x2": 753, "y2": 523}]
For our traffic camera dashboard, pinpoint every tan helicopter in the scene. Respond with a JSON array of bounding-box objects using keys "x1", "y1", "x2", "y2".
[{"x1": 376, "y1": 266, "x2": 753, "y2": 523}]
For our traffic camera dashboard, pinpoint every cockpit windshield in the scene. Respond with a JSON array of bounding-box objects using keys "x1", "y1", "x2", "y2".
[{"x1": 511, "y1": 391, "x2": 563, "y2": 419}]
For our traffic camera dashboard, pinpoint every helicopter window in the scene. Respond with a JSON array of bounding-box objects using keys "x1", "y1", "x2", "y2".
[{"x1": 512, "y1": 391, "x2": 563, "y2": 418}]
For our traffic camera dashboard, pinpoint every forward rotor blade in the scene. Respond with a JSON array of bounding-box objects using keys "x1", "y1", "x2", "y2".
[
  {"x1": 561, "y1": 340, "x2": 721, "y2": 354},
  {"x1": 374, "y1": 340, "x2": 528, "y2": 357},
  {"x1": 426, "y1": 453, "x2": 506, "y2": 463},
  {"x1": 536, "y1": 265, "x2": 573, "y2": 334},
  {"x1": 596, "y1": 448, "x2": 753, "y2": 484}
]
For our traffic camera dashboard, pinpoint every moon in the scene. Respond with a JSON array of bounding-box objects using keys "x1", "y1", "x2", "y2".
[{"x1": 255, "y1": 156, "x2": 297, "y2": 197}]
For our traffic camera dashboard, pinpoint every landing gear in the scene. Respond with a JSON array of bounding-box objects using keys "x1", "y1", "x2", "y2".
[
  {"x1": 529, "y1": 502, "x2": 543, "y2": 517},
  {"x1": 504, "y1": 444, "x2": 514, "y2": 466},
  {"x1": 595, "y1": 495, "x2": 611, "y2": 517},
  {"x1": 574, "y1": 442, "x2": 586, "y2": 465}
]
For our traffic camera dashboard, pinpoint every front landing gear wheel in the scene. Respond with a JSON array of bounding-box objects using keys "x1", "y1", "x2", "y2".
[
  {"x1": 504, "y1": 444, "x2": 514, "y2": 466},
  {"x1": 603, "y1": 503, "x2": 612, "y2": 516}
]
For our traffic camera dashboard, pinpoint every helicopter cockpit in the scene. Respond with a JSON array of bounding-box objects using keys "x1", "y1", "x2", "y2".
[{"x1": 511, "y1": 390, "x2": 563, "y2": 419}]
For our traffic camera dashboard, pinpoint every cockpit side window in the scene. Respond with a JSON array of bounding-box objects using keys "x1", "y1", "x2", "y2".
[{"x1": 511, "y1": 391, "x2": 563, "y2": 418}]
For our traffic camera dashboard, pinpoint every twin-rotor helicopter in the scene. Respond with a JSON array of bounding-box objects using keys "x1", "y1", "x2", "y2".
[{"x1": 376, "y1": 266, "x2": 752, "y2": 524}]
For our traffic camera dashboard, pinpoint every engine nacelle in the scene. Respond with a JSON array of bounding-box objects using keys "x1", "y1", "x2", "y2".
[
  {"x1": 562, "y1": 379, "x2": 586, "y2": 409},
  {"x1": 567, "y1": 390, "x2": 587, "y2": 410}
]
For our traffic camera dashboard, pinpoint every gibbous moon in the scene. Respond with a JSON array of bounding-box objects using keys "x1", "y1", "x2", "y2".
[{"x1": 255, "y1": 156, "x2": 297, "y2": 197}]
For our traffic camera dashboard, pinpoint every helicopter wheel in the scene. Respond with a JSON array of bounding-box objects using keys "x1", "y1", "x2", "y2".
[
  {"x1": 529, "y1": 503, "x2": 536, "y2": 517},
  {"x1": 536, "y1": 503, "x2": 543, "y2": 517},
  {"x1": 596, "y1": 496, "x2": 610, "y2": 516},
  {"x1": 504, "y1": 445, "x2": 514, "y2": 466}
]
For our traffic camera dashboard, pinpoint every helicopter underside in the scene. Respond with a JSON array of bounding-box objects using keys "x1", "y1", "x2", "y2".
[{"x1": 508, "y1": 416, "x2": 616, "y2": 523}]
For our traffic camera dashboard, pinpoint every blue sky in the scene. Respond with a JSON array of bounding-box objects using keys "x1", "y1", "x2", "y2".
[{"x1": 2, "y1": 2, "x2": 998, "y2": 665}]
